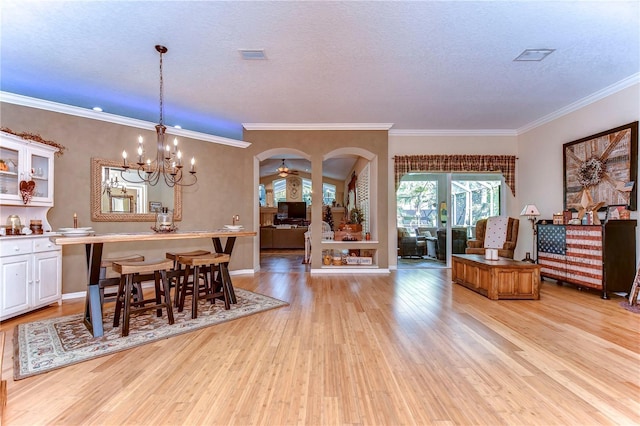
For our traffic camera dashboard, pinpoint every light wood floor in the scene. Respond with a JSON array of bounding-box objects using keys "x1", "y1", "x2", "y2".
[{"x1": 1, "y1": 260, "x2": 639, "y2": 425}]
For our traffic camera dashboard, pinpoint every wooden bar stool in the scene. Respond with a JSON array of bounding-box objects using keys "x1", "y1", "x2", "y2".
[
  {"x1": 176, "y1": 253, "x2": 232, "y2": 319},
  {"x1": 112, "y1": 259, "x2": 175, "y2": 337},
  {"x1": 99, "y1": 254, "x2": 145, "y2": 306},
  {"x1": 165, "y1": 250, "x2": 210, "y2": 306}
]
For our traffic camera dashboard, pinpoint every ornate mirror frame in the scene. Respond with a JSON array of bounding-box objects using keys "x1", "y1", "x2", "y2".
[{"x1": 91, "y1": 157, "x2": 182, "y2": 222}]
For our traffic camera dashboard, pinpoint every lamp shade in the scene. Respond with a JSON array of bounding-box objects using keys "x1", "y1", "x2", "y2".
[{"x1": 520, "y1": 204, "x2": 540, "y2": 216}]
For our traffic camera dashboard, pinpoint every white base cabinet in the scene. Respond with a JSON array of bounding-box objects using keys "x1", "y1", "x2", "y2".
[{"x1": 0, "y1": 235, "x2": 62, "y2": 321}]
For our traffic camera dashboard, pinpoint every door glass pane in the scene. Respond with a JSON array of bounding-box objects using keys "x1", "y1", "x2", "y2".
[
  {"x1": 0, "y1": 145, "x2": 19, "y2": 196},
  {"x1": 451, "y1": 174, "x2": 502, "y2": 240},
  {"x1": 31, "y1": 154, "x2": 49, "y2": 198},
  {"x1": 396, "y1": 174, "x2": 439, "y2": 229}
]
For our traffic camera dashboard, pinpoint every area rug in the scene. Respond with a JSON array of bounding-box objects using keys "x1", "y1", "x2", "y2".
[
  {"x1": 619, "y1": 301, "x2": 640, "y2": 314},
  {"x1": 14, "y1": 288, "x2": 287, "y2": 380}
]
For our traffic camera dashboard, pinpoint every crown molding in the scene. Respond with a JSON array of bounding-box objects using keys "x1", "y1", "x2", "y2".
[
  {"x1": 389, "y1": 129, "x2": 518, "y2": 137},
  {"x1": 242, "y1": 123, "x2": 394, "y2": 131},
  {"x1": 517, "y1": 73, "x2": 640, "y2": 134},
  {"x1": 0, "y1": 91, "x2": 251, "y2": 148}
]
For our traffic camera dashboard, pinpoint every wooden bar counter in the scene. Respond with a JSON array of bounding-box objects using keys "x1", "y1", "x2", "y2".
[
  {"x1": 50, "y1": 229, "x2": 256, "y2": 337},
  {"x1": 451, "y1": 254, "x2": 540, "y2": 300}
]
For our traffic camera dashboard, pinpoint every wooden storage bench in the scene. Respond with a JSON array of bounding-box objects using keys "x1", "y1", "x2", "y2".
[{"x1": 452, "y1": 254, "x2": 540, "y2": 300}]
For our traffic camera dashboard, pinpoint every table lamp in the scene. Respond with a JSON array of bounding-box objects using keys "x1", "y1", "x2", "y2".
[{"x1": 520, "y1": 204, "x2": 540, "y2": 262}]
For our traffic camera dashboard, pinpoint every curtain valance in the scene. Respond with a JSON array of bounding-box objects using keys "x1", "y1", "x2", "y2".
[{"x1": 394, "y1": 155, "x2": 516, "y2": 196}]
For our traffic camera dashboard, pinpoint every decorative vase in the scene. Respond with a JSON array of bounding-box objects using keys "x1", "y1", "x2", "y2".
[{"x1": 154, "y1": 207, "x2": 175, "y2": 232}]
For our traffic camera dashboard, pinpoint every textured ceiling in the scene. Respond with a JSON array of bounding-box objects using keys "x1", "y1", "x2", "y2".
[{"x1": 1, "y1": 1, "x2": 639, "y2": 143}]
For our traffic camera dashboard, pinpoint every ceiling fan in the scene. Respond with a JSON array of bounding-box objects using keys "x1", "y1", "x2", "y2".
[{"x1": 276, "y1": 159, "x2": 299, "y2": 178}]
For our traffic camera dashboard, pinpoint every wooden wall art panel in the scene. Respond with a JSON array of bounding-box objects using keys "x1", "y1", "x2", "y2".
[{"x1": 563, "y1": 121, "x2": 638, "y2": 211}]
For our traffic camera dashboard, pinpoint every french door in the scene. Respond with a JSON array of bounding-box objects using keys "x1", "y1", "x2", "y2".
[{"x1": 396, "y1": 172, "x2": 504, "y2": 267}]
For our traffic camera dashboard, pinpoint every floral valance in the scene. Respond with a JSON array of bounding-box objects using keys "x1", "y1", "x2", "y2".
[{"x1": 394, "y1": 154, "x2": 517, "y2": 196}]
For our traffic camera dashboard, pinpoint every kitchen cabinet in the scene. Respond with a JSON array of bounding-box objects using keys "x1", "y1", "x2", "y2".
[
  {"x1": 0, "y1": 131, "x2": 56, "y2": 207},
  {"x1": 0, "y1": 235, "x2": 62, "y2": 321}
]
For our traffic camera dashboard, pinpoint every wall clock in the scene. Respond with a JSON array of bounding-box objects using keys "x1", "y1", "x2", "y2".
[{"x1": 563, "y1": 121, "x2": 638, "y2": 211}]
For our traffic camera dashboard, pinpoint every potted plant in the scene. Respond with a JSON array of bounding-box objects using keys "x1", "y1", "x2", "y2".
[{"x1": 344, "y1": 207, "x2": 364, "y2": 232}]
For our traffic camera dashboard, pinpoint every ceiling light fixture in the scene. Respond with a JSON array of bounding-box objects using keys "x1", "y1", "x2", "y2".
[
  {"x1": 277, "y1": 159, "x2": 290, "y2": 178},
  {"x1": 121, "y1": 45, "x2": 197, "y2": 187},
  {"x1": 92, "y1": 107, "x2": 103, "y2": 112},
  {"x1": 514, "y1": 49, "x2": 555, "y2": 62}
]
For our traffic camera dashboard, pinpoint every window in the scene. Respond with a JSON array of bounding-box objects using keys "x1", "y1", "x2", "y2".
[
  {"x1": 273, "y1": 179, "x2": 286, "y2": 204},
  {"x1": 396, "y1": 173, "x2": 502, "y2": 232},
  {"x1": 451, "y1": 177, "x2": 501, "y2": 228},
  {"x1": 302, "y1": 178, "x2": 312, "y2": 205},
  {"x1": 396, "y1": 175, "x2": 439, "y2": 228},
  {"x1": 258, "y1": 184, "x2": 266, "y2": 207},
  {"x1": 322, "y1": 183, "x2": 336, "y2": 205},
  {"x1": 273, "y1": 178, "x2": 314, "y2": 205}
]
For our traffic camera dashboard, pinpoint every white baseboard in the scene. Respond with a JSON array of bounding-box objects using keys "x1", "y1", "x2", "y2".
[{"x1": 310, "y1": 268, "x2": 390, "y2": 275}]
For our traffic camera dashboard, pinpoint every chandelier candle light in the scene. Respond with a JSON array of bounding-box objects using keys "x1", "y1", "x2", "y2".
[
  {"x1": 520, "y1": 204, "x2": 540, "y2": 263},
  {"x1": 121, "y1": 45, "x2": 197, "y2": 187}
]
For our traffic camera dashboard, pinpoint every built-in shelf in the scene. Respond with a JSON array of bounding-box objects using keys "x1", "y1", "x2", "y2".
[{"x1": 321, "y1": 240, "x2": 379, "y2": 247}]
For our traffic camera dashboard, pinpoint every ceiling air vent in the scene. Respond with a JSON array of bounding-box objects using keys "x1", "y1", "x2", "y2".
[
  {"x1": 239, "y1": 49, "x2": 266, "y2": 60},
  {"x1": 514, "y1": 49, "x2": 555, "y2": 62}
]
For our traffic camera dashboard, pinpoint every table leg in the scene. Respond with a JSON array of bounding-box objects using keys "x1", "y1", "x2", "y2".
[
  {"x1": 83, "y1": 243, "x2": 104, "y2": 337},
  {"x1": 212, "y1": 237, "x2": 237, "y2": 304}
]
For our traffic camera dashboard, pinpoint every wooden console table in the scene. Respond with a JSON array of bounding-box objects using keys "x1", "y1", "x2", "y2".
[{"x1": 452, "y1": 254, "x2": 540, "y2": 300}]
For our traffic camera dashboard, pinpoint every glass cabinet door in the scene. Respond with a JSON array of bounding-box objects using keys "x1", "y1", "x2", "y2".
[
  {"x1": 29, "y1": 151, "x2": 52, "y2": 200},
  {"x1": 0, "y1": 143, "x2": 21, "y2": 201}
]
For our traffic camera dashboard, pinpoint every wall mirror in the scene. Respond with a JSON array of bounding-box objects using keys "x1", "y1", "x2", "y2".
[{"x1": 91, "y1": 157, "x2": 182, "y2": 222}]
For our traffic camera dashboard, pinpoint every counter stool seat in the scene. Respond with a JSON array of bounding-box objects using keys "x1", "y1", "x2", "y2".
[
  {"x1": 112, "y1": 258, "x2": 174, "y2": 337},
  {"x1": 176, "y1": 253, "x2": 232, "y2": 318},
  {"x1": 166, "y1": 250, "x2": 211, "y2": 305},
  {"x1": 98, "y1": 254, "x2": 144, "y2": 306}
]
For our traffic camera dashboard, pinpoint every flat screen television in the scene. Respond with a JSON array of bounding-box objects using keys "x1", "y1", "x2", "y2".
[{"x1": 277, "y1": 201, "x2": 307, "y2": 219}]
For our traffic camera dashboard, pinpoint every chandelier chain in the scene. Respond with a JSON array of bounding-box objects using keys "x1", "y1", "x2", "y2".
[{"x1": 120, "y1": 44, "x2": 197, "y2": 188}]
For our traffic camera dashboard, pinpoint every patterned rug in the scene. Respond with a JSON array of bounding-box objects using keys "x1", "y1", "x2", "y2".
[
  {"x1": 619, "y1": 301, "x2": 640, "y2": 314},
  {"x1": 13, "y1": 288, "x2": 287, "y2": 380}
]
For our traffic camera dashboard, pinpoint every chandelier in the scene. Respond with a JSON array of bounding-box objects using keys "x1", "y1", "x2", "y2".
[
  {"x1": 121, "y1": 45, "x2": 197, "y2": 187},
  {"x1": 102, "y1": 174, "x2": 127, "y2": 195},
  {"x1": 277, "y1": 159, "x2": 290, "y2": 178}
]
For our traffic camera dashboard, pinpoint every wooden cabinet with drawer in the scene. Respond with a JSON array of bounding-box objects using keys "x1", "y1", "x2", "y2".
[
  {"x1": 537, "y1": 220, "x2": 636, "y2": 298},
  {"x1": 0, "y1": 235, "x2": 62, "y2": 320}
]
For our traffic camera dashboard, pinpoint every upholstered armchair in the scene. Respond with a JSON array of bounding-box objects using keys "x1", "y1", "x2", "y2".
[
  {"x1": 397, "y1": 227, "x2": 426, "y2": 258},
  {"x1": 436, "y1": 228, "x2": 468, "y2": 260},
  {"x1": 466, "y1": 217, "x2": 519, "y2": 259}
]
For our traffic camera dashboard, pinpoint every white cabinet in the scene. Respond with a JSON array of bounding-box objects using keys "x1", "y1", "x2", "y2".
[
  {"x1": 0, "y1": 236, "x2": 62, "y2": 321},
  {"x1": 0, "y1": 131, "x2": 56, "y2": 206}
]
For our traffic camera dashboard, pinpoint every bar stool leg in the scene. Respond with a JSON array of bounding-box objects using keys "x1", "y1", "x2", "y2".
[
  {"x1": 191, "y1": 265, "x2": 201, "y2": 319},
  {"x1": 160, "y1": 270, "x2": 174, "y2": 325},
  {"x1": 154, "y1": 272, "x2": 163, "y2": 317},
  {"x1": 122, "y1": 275, "x2": 133, "y2": 337},
  {"x1": 113, "y1": 276, "x2": 125, "y2": 327},
  {"x1": 178, "y1": 266, "x2": 190, "y2": 313}
]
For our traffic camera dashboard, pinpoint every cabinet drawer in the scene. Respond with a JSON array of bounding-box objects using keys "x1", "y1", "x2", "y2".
[
  {"x1": 0, "y1": 239, "x2": 32, "y2": 257},
  {"x1": 33, "y1": 238, "x2": 61, "y2": 253}
]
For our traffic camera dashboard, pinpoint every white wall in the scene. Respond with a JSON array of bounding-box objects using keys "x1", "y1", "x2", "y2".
[
  {"x1": 518, "y1": 83, "x2": 640, "y2": 262},
  {"x1": 388, "y1": 82, "x2": 640, "y2": 266}
]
